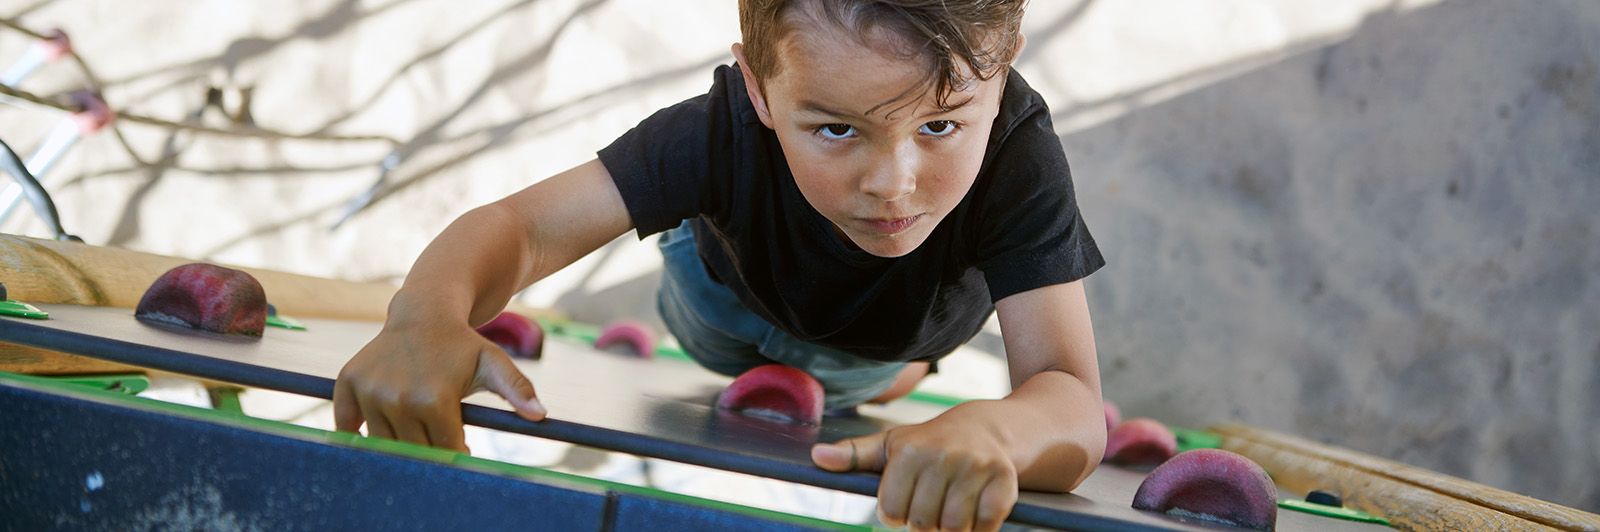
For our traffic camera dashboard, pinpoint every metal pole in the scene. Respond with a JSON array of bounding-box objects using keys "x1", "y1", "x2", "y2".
[{"x1": 0, "y1": 119, "x2": 79, "y2": 224}]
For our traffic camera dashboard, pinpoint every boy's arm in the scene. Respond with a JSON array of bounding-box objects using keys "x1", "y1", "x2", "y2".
[
  {"x1": 333, "y1": 159, "x2": 633, "y2": 451},
  {"x1": 811, "y1": 280, "x2": 1104, "y2": 532}
]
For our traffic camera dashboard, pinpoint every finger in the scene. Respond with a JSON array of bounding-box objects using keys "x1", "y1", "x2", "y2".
[
  {"x1": 939, "y1": 470, "x2": 994, "y2": 532},
  {"x1": 905, "y1": 466, "x2": 951, "y2": 532},
  {"x1": 972, "y1": 472, "x2": 1018, "y2": 532},
  {"x1": 387, "y1": 409, "x2": 432, "y2": 447},
  {"x1": 332, "y1": 376, "x2": 365, "y2": 433},
  {"x1": 812, "y1": 430, "x2": 891, "y2": 472},
  {"x1": 476, "y1": 347, "x2": 547, "y2": 421},
  {"x1": 876, "y1": 436, "x2": 921, "y2": 529},
  {"x1": 363, "y1": 401, "x2": 397, "y2": 440},
  {"x1": 424, "y1": 403, "x2": 470, "y2": 453}
]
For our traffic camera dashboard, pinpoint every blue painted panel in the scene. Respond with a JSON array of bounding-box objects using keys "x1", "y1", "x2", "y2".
[{"x1": 0, "y1": 381, "x2": 609, "y2": 531}]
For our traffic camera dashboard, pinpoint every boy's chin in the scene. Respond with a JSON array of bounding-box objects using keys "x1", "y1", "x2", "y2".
[{"x1": 845, "y1": 231, "x2": 928, "y2": 258}]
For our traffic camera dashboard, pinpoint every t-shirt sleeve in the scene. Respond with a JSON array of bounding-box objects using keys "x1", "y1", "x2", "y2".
[
  {"x1": 976, "y1": 106, "x2": 1106, "y2": 302},
  {"x1": 597, "y1": 70, "x2": 737, "y2": 238}
]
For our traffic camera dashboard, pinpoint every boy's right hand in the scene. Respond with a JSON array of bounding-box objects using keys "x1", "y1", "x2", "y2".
[{"x1": 333, "y1": 319, "x2": 547, "y2": 452}]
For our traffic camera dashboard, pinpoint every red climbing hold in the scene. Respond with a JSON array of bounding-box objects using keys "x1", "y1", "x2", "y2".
[
  {"x1": 38, "y1": 29, "x2": 73, "y2": 62},
  {"x1": 594, "y1": 319, "x2": 655, "y2": 358},
  {"x1": 1105, "y1": 417, "x2": 1179, "y2": 466},
  {"x1": 69, "y1": 90, "x2": 115, "y2": 135},
  {"x1": 476, "y1": 312, "x2": 544, "y2": 359},
  {"x1": 1104, "y1": 400, "x2": 1122, "y2": 432},
  {"x1": 135, "y1": 263, "x2": 268, "y2": 337},
  {"x1": 1132, "y1": 448, "x2": 1279, "y2": 531},
  {"x1": 716, "y1": 364, "x2": 826, "y2": 425}
]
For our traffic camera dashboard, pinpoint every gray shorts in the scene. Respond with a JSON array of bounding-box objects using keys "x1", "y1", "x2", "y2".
[{"x1": 656, "y1": 220, "x2": 905, "y2": 409}]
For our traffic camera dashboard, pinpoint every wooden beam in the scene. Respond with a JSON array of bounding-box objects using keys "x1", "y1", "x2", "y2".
[
  {"x1": 1212, "y1": 423, "x2": 1599, "y2": 532},
  {"x1": 0, "y1": 234, "x2": 562, "y2": 374}
]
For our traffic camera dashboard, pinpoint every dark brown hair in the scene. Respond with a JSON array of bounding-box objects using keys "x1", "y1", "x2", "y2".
[{"x1": 739, "y1": 0, "x2": 1029, "y2": 113}]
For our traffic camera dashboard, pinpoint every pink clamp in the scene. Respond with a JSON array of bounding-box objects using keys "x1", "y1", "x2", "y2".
[
  {"x1": 69, "y1": 90, "x2": 116, "y2": 135},
  {"x1": 38, "y1": 29, "x2": 73, "y2": 62}
]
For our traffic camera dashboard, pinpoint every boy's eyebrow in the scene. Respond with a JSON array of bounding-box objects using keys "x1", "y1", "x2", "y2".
[
  {"x1": 797, "y1": 96, "x2": 977, "y2": 120},
  {"x1": 797, "y1": 101, "x2": 858, "y2": 119}
]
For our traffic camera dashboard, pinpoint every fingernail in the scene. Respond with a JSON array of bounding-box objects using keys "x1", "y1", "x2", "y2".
[
  {"x1": 877, "y1": 509, "x2": 903, "y2": 528},
  {"x1": 527, "y1": 399, "x2": 548, "y2": 417},
  {"x1": 812, "y1": 444, "x2": 846, "y2": 463}
]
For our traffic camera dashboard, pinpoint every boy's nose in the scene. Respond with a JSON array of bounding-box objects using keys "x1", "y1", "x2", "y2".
[{"x1": 860, "y1": 147, "x2": 917, "y2": 202}]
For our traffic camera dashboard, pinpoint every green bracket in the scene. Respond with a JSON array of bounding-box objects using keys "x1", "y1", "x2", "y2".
[
  {"x1": 0, "y1": 299, "x2": 49, "y2": 319},
  {"x1": 207, "y1": 386, "x2": 246, "y2": 415},
  {"x1": 47, "y1": 374, "x2": 150, "y2": 395},
  {"x1": 537, "y1": 317, "x2": 601, "y2": 344},
  {"x1": 265, "y1": 314, "x2": 307, "y2": 331},
  {"x1": 904, "y1": 390, "x2": 971, "y2": 408},
  {"x1": 1171, "y1": 427, "x2": 1224, "y2": 453},
  {"x1": 1278, "y1": 498, "x2": 1391, "y2": 526}
]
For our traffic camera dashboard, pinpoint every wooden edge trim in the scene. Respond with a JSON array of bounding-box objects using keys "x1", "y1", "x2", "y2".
[
  {"x1": 1, "y1": 234, "x2": 567, "y2": 375},
  {"x1": 1212, "y1": 423, "x2": 1599, "y2": 532},
  {"x1": 0, "y1": 345, "x2": 145, "y2": 375},
  {"x1": 1217, "y1": 435, "x2": 1560, "y2": 532},
  {"x1": 1, "y1": 234, "x2": 568, "y2": 322}
]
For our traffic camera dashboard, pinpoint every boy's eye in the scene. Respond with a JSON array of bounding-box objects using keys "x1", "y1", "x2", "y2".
[
  {"x1": 920, "y1": 120, "x2": 958, "y2": 136},
  {"x1": 818, "y1": 124, "x2": 856, "y2": 139}
]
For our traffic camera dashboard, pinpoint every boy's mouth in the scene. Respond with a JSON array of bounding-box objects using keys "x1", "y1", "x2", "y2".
[{"x1": 860, "y1": 214, "x2": 922, "y2": 235}]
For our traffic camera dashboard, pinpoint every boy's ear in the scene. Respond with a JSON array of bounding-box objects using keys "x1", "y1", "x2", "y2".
[{"x1": 732, "y1": 43, "x2": 777, "y2": 130}]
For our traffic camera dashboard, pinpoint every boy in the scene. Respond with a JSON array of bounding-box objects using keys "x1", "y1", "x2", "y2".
[{"x1": 335, "y1": 1, "x2": 1107, "y2": 531}]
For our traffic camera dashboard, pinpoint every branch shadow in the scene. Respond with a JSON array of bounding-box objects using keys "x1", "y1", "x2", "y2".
[
  {"x1": 3, "y1": 0, "x2": 57, "y2": 19},
  {"x1": 386, "y1": 0, "x2": 613, "y2": 160},
  {"x1": 63, "y1": 160, "x2": 378, "y2": 184},
  {"x1": 96, "y1": 0, "x2": 424, "y2": 90},
  {"x1": 308, "y1": 0, "x2": 546, "y2": 135},
  {"x1": 371, "y1": 52, "x2": 725, "y2": 208},
  {"x1": 194, "y1": 51, "x2": 726, "y2": 259},
  {"x1": 103, "y1": 105, "x2": 210, "y2": 247}
]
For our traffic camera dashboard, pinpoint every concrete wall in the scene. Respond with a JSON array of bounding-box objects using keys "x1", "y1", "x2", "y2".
[{"x1": 1063, "y1": 0, "x2": 1599, "y2": 510}]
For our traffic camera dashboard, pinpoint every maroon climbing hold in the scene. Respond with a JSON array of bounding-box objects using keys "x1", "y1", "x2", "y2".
[
  {"x1": 1104, "y1": 399, "x2": 1122, "y2": 432},
  {"x1": 716, "y1": 364, "x2": 826, "y2": 425},
  {"x1": 476, "y1": 312, "x2": 544, "y2": 359},
  {"x1": 1132, "y1": 448, "x2": 1279, "y2": 531},
  {"x1": 135, "y1": 263, "x2": 268, "y2": 337},
  {"x1": 1105, "y1": 417, "x2": 1178, "y2": 466},
  {"x1": 594, "y1": 319, "x2": 655, "y2": 358}
]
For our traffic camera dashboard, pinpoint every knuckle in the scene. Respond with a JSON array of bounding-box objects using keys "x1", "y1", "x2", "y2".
[
  {"x1": 509, "y1": 373, "x2": 535, "y2": 393},
  {"x1": 977, "y1": 496, "x2": 1011, "y2": 523},
  {"x1": 401, "y1": 391, "x2": 442, "y2": 410},
  {"x1": 939, "y1": 512, "x2": 970, "y2": 532},
  {"x1": 364, "y1": 387, "x2": 399, "y2": 406}
]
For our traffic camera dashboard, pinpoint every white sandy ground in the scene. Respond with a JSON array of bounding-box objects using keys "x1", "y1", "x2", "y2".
[{"x1": 3, "y1": 0, "x2": 1597, "y2": 517}]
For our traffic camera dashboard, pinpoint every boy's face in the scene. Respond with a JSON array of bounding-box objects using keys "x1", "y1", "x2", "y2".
[{"x1": 736, "y1": 23, "x2": 1013, "y2": 258}]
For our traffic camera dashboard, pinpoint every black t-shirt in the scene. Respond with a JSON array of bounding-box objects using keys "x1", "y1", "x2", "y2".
[{"x1": 598, "y1": 65, "x2": 1103, "y2": 364}]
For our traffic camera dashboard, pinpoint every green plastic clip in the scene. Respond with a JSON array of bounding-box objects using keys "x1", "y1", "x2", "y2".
[
  {"x1": 1171, "y1": 427, "x2": 1225, "y2": 453},
  {"x1": 0, "y1": 299, "x2": 49, "y2": 319},
  {"x1": 265, "y1": 314, "x2": 307, "y2": 331},
  {"x1": 536, "y1": 317, "x2": 601, "y2": 344},
  {"x1": 48, "y1": 374, "x2": 150, "y2": 396},
  {"x1": 1278, "y1": 498, "x2": 1391, "y2": 525},
  {"x1": 207, "y1": 386, "x2": 246, "y2": 415}
]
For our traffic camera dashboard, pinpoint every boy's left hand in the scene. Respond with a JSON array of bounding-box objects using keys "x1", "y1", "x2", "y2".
[{"x1": 811, "y1": 402, "x2": 1017, "y2": 532}]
